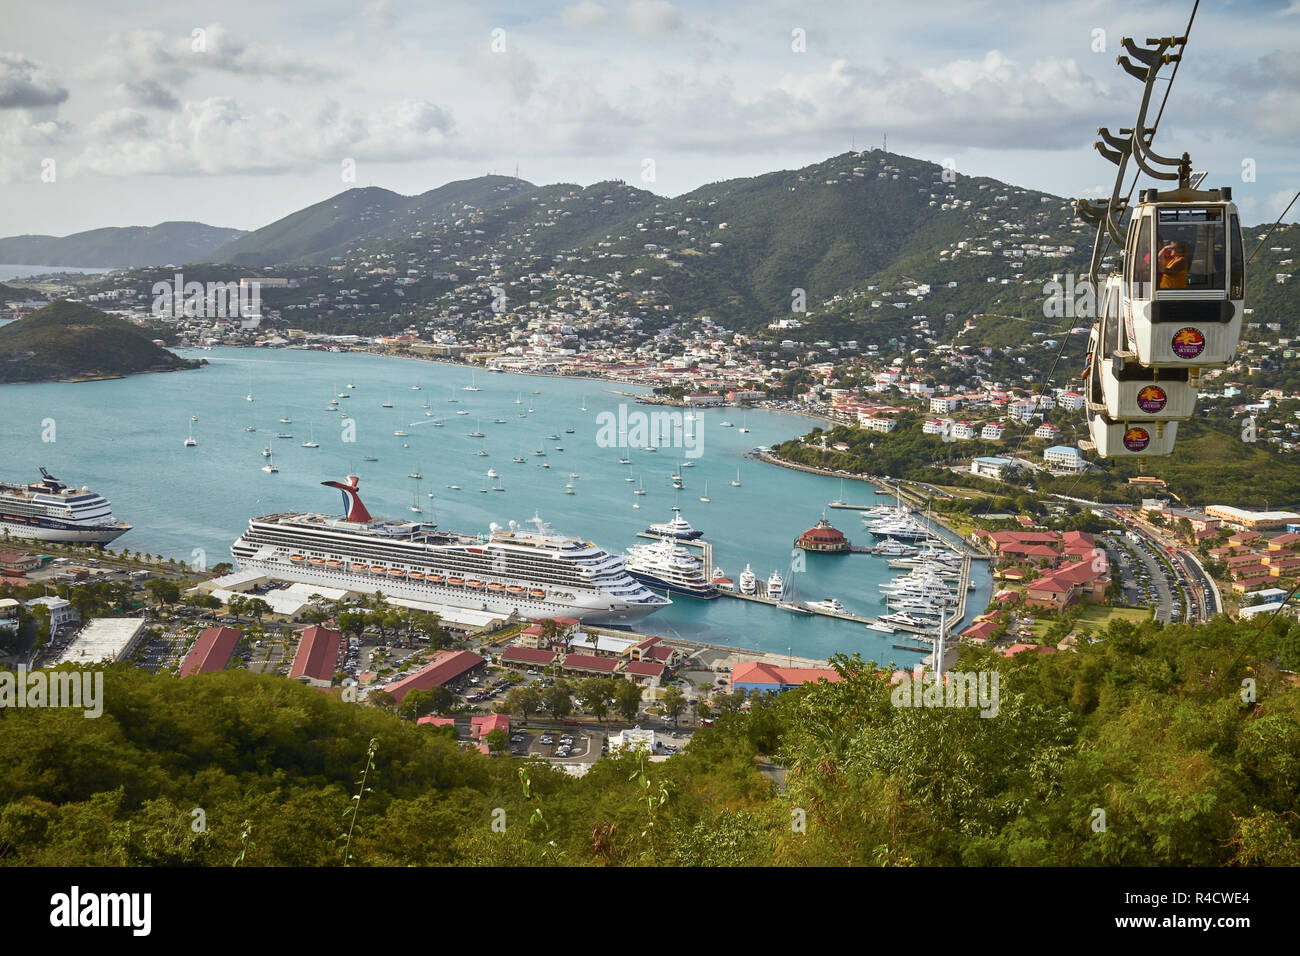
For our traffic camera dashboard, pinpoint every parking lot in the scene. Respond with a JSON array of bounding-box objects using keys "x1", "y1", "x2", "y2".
[{"x1": 510, "y1": 728, "x2": 599, "y2": 761}]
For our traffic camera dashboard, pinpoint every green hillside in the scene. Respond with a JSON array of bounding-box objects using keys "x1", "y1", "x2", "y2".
[
  {"x1": 0, "y1": 612, "x2": 1296, "y2": 866},
  {"x1": 0, "y1": 300, "x2": 201, "y2": 383},
  {"x1": 0, "y1": 222, "x2": 245, "y2": 269},
  {"x1": 210, "y1": 177, "x2": 537, "y2": 266}
]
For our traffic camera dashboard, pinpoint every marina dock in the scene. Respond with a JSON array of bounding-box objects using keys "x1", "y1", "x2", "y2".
[{"x1": 634, "y1": 528, "x2": 983, "y2": 637}]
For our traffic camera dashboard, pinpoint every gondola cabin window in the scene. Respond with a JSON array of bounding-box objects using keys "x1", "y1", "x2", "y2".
[{"x1": 1156, "y1": 207, "x2": 1226, "y2": 290}]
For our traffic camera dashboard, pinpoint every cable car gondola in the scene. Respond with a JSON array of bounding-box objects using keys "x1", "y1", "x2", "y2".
[{"x1": 1074, "y1": 32, "x2": 1246, "y2": 461}]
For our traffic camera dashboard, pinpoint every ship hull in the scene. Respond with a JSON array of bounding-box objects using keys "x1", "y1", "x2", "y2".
[
  {"x1": 627, "y1": 569, "x2": 719, "y2": 599},
  {"x1": 231, "y1": 556, "x2": 666, "y2": 625},
  {"x1": 0, "y1": 518, "x2": 131, "y2": 545}
]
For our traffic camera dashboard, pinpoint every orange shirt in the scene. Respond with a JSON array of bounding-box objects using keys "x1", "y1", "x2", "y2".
[{"x1": 1158, "y1": 249, "x2": 1188, "y2": 289}]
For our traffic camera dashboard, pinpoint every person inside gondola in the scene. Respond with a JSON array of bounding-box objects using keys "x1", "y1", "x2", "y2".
[{"x1": 1157, "y1": 240, "x2": 1190, "y2": 289}]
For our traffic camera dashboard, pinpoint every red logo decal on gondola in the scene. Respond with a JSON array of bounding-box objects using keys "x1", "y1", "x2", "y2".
[
  {"x1": 1123, "y1": 427, "x2": 1151, "y2": 452},
  {"x1": 1171, "y1": 327, "x2": 1205, "y2": 359},
  {"x1": 1136, "y1": 385, "x2": 1167, "y2": 414}
]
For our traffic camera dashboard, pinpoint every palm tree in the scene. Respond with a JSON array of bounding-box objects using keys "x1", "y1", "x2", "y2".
[{"x1": 538, "y1": 618, "x2": 568, "y2": 653}]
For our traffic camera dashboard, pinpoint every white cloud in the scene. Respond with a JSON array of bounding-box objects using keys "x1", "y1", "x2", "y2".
[
  {"x1": 0, "y1": 53, "x2": 68, "y2": 110},
  {"x1": 625, "y1": 0, "x2": 682, "y2": 37},
  {"x1": 0, "y1": 111, "x2": 68, "y2": 182},
  {"x1": 68, "y1": 96, "x2": 456, "y2": 178},
  {"x1": 363, "y1": 0, "x2": 395, "y2": 28},
  {"x1": 563, "y1": 2, "x2": 610, "y2": 29}
]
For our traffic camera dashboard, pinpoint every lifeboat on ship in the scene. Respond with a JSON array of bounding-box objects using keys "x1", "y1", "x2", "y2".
[
  {"x1": 428, "y1": 573, "x2": 445, "y2": 583},
  {"x1": 466, "y1": 579, "x2": 484, "y2": 589},
  {"x1": 487, "y1": 582, "x2": 506, "y2": 592},
  {"x1": 447, "y1": 576, "x2": 465, "y2": 586},
  {"x1": 387, "y1": 568, "x2": 405, "y2": 577},
  {"x1": 290, "y1": 554, "x2": 306, "y2": 562},
  {"x1": 506, "y1": 585, "x2": 526, "y2": 595},
  {"x1": 529, "y1": 588, "x2": 546, "y2": 598}
]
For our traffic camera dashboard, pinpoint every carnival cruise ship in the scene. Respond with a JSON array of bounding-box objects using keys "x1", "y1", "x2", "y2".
[
  {"x1": 624, "y1": 538, "x2": 719, "y2": 599},
  {"x1": 230, "y1": 476, "x2": 670, "y2": 625},
  {"x1": 0, "y1": 469, "x2": 131, "y2": 544}
]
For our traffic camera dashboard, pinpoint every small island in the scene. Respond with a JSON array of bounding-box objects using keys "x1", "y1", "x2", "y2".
[{"x1": 0, "y1": 300, "x2": 203, "y2": 384}]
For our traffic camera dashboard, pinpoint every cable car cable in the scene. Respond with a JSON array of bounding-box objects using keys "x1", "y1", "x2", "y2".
[{"x1": 1246, "y1": 188, "x2": 1300, "y2": 265}]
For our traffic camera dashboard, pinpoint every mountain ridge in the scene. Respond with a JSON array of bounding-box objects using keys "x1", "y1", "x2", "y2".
[{"x1": 0, "y1": 221, "x2": 247, "y2": 270}]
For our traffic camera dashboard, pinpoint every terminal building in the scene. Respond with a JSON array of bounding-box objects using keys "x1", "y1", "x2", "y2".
[{"x1": 53, "y1": 618, "x2": 148, "y2": 665}]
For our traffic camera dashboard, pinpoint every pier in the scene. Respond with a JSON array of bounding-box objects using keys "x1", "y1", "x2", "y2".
[{"x1": 632, "y1": 531, "x2": 983, "y2": 638}]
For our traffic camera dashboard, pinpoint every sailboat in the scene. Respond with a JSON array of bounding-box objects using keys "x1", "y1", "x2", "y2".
[
  {"x1": 580, "y1": 396, "x2": 588, "y2": 412},
  {"x1": 381, "y1": 396, "x2": 393, "y2": 408},
  {"x1": 468, "y1": 418, "x2": 485, "y2": 438},
  {"x1": 410, "y1": 482, "x2": 423, "y2": 513},
  {"x1": 634, "y1": 476, "x2": 646, "y2": 496},
  {"x1": 301, "y1": 424, "x2": 319, "y2": 448},
  {"x1": 831, "y1": 478, "x2": 847, "y2": 507},
  {"x1": 731, "y1": 467, "x2": 742, "y2": 487},
  {"x1": 261, "y1": 449, "x2": 278, "y2": 473},
  {"x1": 245, "y1": 367, "x2": 254, "y2": 402},
  {"x1": 564, "y1": 483, "x2": 575, "y2": 495},
  {"x1": 184, "y1": 421, "x2": 197, "y2": 447},
  {"x1": 261, "y1": 446, "x2": 272, "y2": 457},
  {"x1": 515, "y1": 392, "x2": 522, "y2": 405},
  {"x1": 738, "y1": 412, "x2": 750, "y2": 434},
  {"x1": 699, "y1": 480, "x2": 710, "y2": 503},
  {"x1": 463, "y1": 372, "x2": 480, "y2": 391}
]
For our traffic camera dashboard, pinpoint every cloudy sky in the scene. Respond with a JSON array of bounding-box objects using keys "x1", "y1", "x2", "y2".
[{"x1": 2, "y1": 0, "x2": 1297, "y2": 238}]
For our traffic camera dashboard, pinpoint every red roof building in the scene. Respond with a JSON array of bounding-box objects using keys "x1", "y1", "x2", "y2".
[
  {"x1": 383, "y1": 650, "x2": 486, "y2": 705},
  {"x1": 501, "y1": 646, "x2": 560, "y2": 667},
  {"x1": 288, "y1": 626, "x2": 343, "y2": 687},
  {"x1": 960, "y1": 621, "x2": 1001, "y2": 644},
  {"x1": 560, "y1": 653, "x2": 620, "y2": 675},
  {"x1": 1003, "y1": 643, "x2": 1058, "y2": 657},
  {"x1": 471, "y1": 714, "x2": 511, "y2": 740},
  {"x1": 795, "y1": 518, "x2": 851, "y2": 553},
  {"x1": 416, "y1": 716, "x2": 455, "y2": 728},
  {"x1": 1023, "y1": 558, "x2": 1109, "y2": 611},
  {"x1": 179, "y1": 626, "x2": 242, "y2": 678},
  {"x1": 623, "y1": 660, "x2": 666, "y2": 685},
  {"x1": 731, "y1": 661, "x2": 842, "y2": 693}
]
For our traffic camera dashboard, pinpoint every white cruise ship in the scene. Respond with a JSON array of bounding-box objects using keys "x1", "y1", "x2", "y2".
[
  {"x1": 624, "y1": 538, "x2": 719, "y2": 599},
  {"x1": 230, "y1": 476, "x2": 670, "y2": 625},
  {"x1": 0, "y1": 469, "x2": 131, "y2": 544}
]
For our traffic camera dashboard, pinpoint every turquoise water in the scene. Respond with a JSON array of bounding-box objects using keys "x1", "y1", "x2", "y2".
[{"x1": 0, "y1": 347, "x2": 989, "y2": 662}]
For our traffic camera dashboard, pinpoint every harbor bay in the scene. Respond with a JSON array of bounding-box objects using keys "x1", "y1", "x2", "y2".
[{"x1": 1, "y1": 346, "x2": 990, "y2": 661}]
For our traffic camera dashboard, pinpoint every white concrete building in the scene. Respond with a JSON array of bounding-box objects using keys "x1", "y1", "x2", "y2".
[
  {"x1": 1043, "y1": 445, "x2": 1087, "y2": 473},
  {"x1": 971, "y1": 457, "x2": 1017, "y2": 480},
  {"x1": 54, "y1": 618, "x2": 148, "y2": 665},
  {"x1": 24, "y1": 596, "x2": 77, "y2": 631},
  {"x1": 858, "y1": 415, "x2": 897, "y2": 433}
]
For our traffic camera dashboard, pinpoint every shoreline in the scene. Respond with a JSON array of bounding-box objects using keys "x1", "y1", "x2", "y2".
[
  {"x1": 242, "y1": 343, "x2": 837, "y2": 429},
  {"x1": 754, "y1": 451, "x2": 987, "y2": 556}
]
